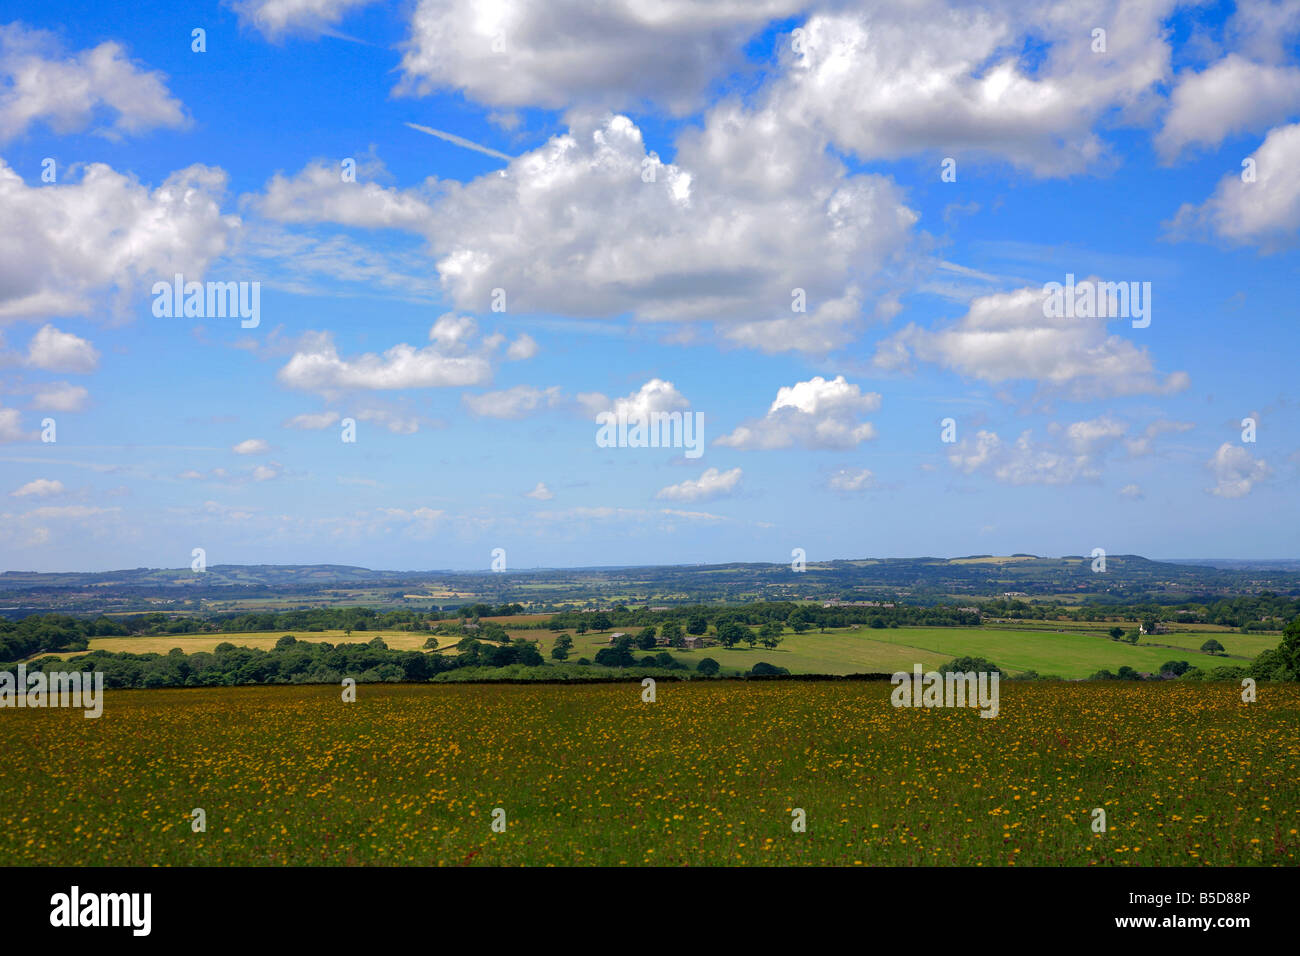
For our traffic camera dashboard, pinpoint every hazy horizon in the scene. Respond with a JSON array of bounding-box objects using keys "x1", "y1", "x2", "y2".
[
  {"x1": 5, "y1": 552, "x2": 1300, "y2": 577},
  {"x1": 1, "y1": 1, "x2": 1297, "y2": 573}
]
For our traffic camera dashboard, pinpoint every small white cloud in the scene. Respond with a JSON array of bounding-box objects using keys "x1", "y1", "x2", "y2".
[
  {"x1": 0, "y1": 407, "x2": 26, "y2": 442},
  {"x1": 278, "y1": 330, "x2": 492, "y2": 392},
  {"x1": 25, "y1": 325, "x2": 99, "y2": 373},
  {"x1": 11, "y1": 478, "x2": 63, "y2": 497},
  {"x1": 506, "y1": 333, "x2": 539, "y2": 361},
  {"x1": 252, "y1": 157, "x2": 436, "y2": 230},
  {"x1": 948, "y1": 428, "x2": 1102, "y2": 486},
  {"x1": 524, "y1": 481, "x2": 554, "y2": 500},
  {"x1": 233, "y1": 438, "x2": 270, "y2": 455},
  {"x1": 283, "y1": 411, "x2": 341, "y2": 430},
  {"x1": 463, "y1": 384, "x2": 561, "y2": 419},
  {"x1": 429, "y1": 313, "x2": 478, "y2": 350},
  {"x1": 1119, "y1": 483, "x2": 1144, "y2": 499},
  {"x1": 717, "y1": 376, "x2": 879, "y2": 450},
  {"x1": 1125, "y1": 419, "x2": 1194, "y2": 456},
  {"x1": 29, "y1": 382, "x2": 89, "y2": 412},
  {"x1": 231, "y1": 0, "x2": 382, "y2": 40},
  {"x1": 1062, "y1": 416, "x2": 1128, "y2": 456},
  {"x1": 828, "y1": 468, "x2": 874, "y2": 492},
  {"x1": 656, "y1": 466, "x2": 742, "y2": 502},
  {"x1": 356, "y1": 408, "x2": 422, "y2": 434},
  {"x1": 1207, "y1": 442, "x2": 1269, "y2": 498},
  {"x1": 577, "y1": 379, "x2": 691, "y2": 420}
]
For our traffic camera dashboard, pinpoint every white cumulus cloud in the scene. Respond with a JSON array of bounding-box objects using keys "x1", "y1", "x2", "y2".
[
  {"x1": 874, "y1": 285, "x2": 1189, "y2": 400},
  {"x1": 717, "y1": 376, "x2": 880, "y2": 450},
  {"x1": 0, "y1": 22, "x2": 187, "y2": 142}
]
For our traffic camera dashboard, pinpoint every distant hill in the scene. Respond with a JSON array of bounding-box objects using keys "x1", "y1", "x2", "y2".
[{"x1": 2, "y1": 555, "x2": 1298, "y2": 618}]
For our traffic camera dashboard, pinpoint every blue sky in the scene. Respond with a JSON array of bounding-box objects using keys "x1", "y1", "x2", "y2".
[{"x1": 1, "y1": 0, "x2": 1298, "y2": 571}]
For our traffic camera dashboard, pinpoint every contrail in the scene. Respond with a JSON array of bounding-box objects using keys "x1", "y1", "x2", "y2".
[{"x1": 405, "y1": 122, "x2": 514, "y2": 162}]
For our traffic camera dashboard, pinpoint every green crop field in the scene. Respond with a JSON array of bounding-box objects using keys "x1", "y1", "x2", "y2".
[
  {"x1": 1140, "y1": 632, "x2": 1283, "y2": 658},
  {"x1": 2, "y1": 681, "x2": 1295, "y2": 866}
]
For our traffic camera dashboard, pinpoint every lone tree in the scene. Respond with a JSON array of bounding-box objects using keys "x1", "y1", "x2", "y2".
[
  {"x1": 1200, "y1": 638, "x2": 1226, "y2": 656},
  {"x1": 696, "y1": 657, "x2": 720, "y2": 676},
  {"x1": 716, "y1": 621, "x2": 749, "y2": 649}
]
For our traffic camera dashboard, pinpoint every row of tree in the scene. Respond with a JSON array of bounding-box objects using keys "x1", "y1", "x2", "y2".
[
  {"x1": 0, "y1": 614, "x2": 128, "y2": 662},
  {"x1": 979, "y1": 593, "x2": 1299, "y2": 629}
]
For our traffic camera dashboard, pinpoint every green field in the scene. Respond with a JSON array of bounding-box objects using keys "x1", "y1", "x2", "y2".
[
  {"x1": 2, "y1": 681, "x2": 1295, "y2": 866},
  {"x1": 1139, "y1": 632, "x2": 1283, "y2": 658},
  {"x1": 527, "y1": 625, "x2": 1266, "y2": 679}
]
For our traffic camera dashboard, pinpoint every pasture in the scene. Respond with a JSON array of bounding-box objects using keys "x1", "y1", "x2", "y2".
[{"x1": 1, "y1": 681, "x2": 1295, "y2": 866}]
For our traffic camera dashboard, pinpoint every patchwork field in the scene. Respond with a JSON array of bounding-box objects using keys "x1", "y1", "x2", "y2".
[
  {"x1": 2, "y1": 681, "x2": 1295, "y2": 866},
  {"x1": 42, "y1": 623, "x2": 1273, "y2": 680}
]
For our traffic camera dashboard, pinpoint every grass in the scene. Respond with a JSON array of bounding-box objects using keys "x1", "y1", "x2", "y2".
[
  {"x1": 839, "y1": 626, "x2": 1247, "y2": 677},
  {"x1": 1139, "y1": 632, "x2": 1283, "y2": 658},
  {"x1": 2, "y1": 681, "x2": 1295, "y2": 866},
  {"x1": 530, "y1": 625, "x2": 1268, "y2": 679}
]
